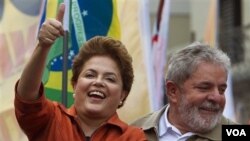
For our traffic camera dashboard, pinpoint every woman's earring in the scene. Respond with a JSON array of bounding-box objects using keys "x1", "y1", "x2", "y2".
[{"x1": 119, "y1": 101, "x2": 123, "y2": 106}]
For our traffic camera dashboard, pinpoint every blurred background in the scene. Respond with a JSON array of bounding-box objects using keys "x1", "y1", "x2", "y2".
[{"x1": 1, "y1": 0, "x2": 250, "y2": 140}]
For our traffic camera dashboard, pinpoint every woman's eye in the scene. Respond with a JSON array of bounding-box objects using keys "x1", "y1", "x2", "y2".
[
  {"x1": 106, "y1": 77, "x2": 115, "y2": 82},
  {"x1": 85, "y1": 73, "x2": 94, "y2": 78}
]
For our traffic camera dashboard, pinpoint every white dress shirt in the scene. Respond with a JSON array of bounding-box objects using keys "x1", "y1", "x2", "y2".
[{"x1": 158, "y1": 105, "x2": 195, "y2": 141}]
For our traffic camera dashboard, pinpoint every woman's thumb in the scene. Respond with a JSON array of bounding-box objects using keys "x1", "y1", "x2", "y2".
[{"x1": 56, "y1": 3, "x2": 65, "y2": 22}]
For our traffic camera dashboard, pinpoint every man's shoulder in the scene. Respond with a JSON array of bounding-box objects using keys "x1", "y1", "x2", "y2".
[
  {"x1": 221, "y1": 116, "x2": 238, "y2": 124},
  {"x1": 131, "y1": 112, "x2": 156, "y2": 126},
  {"x1": 130, "y1": 106, "x2": 166, "y2": 128}
]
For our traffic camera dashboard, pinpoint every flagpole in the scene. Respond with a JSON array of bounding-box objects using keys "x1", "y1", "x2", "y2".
[
  {"x1": 62, "y1": 32, "x2": 68, "y2": 107},
  {"x1": 62, "y1": 0, "x2": 70, "y2": 107}
]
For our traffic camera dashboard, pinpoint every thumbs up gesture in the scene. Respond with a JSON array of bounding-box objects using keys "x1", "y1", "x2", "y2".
[{"x1": 38, "y1": 3, "x2": 65, "y2": 48}]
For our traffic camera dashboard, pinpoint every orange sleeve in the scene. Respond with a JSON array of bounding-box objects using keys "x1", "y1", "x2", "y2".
[{"x1": 14, "y1": 80, "x2": 55, "y2": 139}]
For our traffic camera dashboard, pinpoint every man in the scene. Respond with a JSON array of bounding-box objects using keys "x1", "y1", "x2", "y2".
[{"x1": 131, "y1": 42, "x2": 236, "y2": 141}]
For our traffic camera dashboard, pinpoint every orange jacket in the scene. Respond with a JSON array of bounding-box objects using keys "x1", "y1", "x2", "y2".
[{"x1": 14, "y1": 83, "x2": 147, "y2": 141}]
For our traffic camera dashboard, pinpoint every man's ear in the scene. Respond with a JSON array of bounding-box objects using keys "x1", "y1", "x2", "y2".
[{"x1": 166, "y1": 81, "x2": 179, "y2": 103}]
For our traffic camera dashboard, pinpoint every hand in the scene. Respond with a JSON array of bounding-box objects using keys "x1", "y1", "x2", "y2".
[{"x1": 38, "y1": 3, "x2": 65, "y2": 48}]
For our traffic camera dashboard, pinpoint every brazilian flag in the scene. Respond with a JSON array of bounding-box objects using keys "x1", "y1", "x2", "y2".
[{"x1": 41, "y1": 0, "x2": 121, "y2": 107}]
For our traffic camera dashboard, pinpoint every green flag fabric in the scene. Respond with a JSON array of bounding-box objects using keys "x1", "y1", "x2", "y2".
[{"x1": 41, "y1": 0, "x2": 121, "y2": 107}]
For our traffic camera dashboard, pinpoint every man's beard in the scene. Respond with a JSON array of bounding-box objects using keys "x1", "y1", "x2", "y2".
[{"x1": 178, "y1": 94, "x2": 223, "y2": 133}]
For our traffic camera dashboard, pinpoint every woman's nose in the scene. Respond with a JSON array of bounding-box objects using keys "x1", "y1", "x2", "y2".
[{"x1": 93, "y1": 77, "x2": 104, "y2": 87}]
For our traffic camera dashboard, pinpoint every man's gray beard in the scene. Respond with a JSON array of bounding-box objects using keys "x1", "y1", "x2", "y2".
[{"x1": 178, "y1": 94, "x2": 223, "y2": 133}]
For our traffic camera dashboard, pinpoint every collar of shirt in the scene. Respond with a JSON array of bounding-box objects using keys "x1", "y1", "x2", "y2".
[
  {"x1": 60, "y1": 105, "x2": 127, "y2": 133},
  {"x1": 158, "y1": 105, "x2": 195, "y2": 141}
]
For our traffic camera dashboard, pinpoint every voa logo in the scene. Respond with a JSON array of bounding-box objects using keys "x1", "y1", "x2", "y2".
[{"x1": 226, "y1": 129, "x2": 246, "y2": 136}]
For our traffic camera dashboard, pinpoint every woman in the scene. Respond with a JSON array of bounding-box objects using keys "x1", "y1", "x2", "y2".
[{"x1": 15, "y1": 3, "x2": 146, "y2": 141}]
